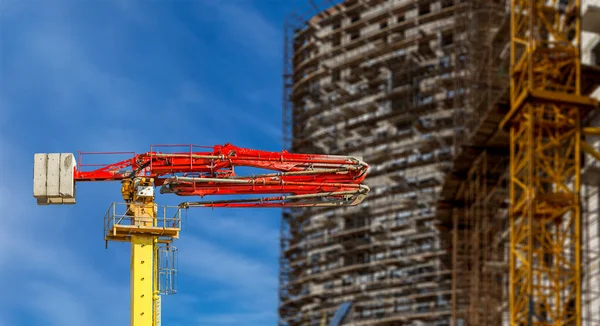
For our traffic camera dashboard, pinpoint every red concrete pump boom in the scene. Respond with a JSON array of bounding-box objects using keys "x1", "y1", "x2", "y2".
[
  {"x1": 33, "y1": 143, "x2": 369, "y2": 326},
  {"x1": 73, "y1": 143, "x2": 370, "y2": 208}
]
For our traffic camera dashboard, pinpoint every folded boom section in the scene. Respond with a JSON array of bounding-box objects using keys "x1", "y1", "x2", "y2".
[{"x1": 68, "y1": 144, "x2": 370, "y2": 208}]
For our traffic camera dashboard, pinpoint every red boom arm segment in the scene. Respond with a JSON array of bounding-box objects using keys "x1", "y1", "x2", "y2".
[{"x1": 76, "y1": 144, "x2": 370, "y2": 208}]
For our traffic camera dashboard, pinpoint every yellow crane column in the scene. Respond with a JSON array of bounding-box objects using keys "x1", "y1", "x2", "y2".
[
  {"x1": 130, "y1": 234, "x2": 155, "y2": 326},
  {"x1": 114, "y1": 177, "x2": 179, "y2": 326},
  {"x1": 502, "y1": 1, "x2": 597, "y2": 324},
  {"x1": 125, "y1": 178, "x2": 159, "y2": 326}
]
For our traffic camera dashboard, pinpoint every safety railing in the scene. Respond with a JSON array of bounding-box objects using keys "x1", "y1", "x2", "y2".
[
  {"x1": 77, "y1": 150, "x2": 137, "y2": 173},
  {"x1": 149, "y1": 144, "x2": 214, "y2": 154},
  {"x1": 104, "y1": 202, "x2": 181, "y2": 242}
]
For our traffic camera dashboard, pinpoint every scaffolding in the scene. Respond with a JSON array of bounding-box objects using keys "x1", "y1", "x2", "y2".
[
  {"x1": 451, "y1": 150, "x2": 510, "y2": 325},
  {"x1": 501, "y1": 0, "x2": 597, "y2": 323},
  {"x1": 438, "y1": 1, "x2": 600, "y2": 325},
  {"x1": 280, "y1": 0, "x2": 467, "y2": 324},
  {"x1": 281, "y1": 1, "x2": 600, "y2": 325},
  {"x1": 582, "y1": 130, "x2": 600, "y2": 325}
]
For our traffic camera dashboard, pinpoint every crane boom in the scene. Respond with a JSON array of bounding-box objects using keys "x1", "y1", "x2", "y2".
[
  {"x1": 33, "y1": 143, "x2": 370, "y2": 326},
  {"x1": 72, "y1": 143, "x2": 369, "y2": 207}
]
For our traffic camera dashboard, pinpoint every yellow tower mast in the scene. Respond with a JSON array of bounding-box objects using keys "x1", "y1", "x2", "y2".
[
  {"x1": 113, "y1": 177, "x2": 180, "y2": 326},
  {"x1": 502, "y1": 0, "x2": 597, "y2": 324}
]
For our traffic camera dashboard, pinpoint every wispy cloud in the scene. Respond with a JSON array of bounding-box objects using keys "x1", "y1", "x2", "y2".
[
  {"x1": 0, "y1": 182, "x2": 129, "y2": 326},
  {"x1": 181, "y1": 237, "x2": 277, "y2": 295},
  {"x1": 195, "y1": 310, "x2": 276, "y2": 325},
  {"x1": 2, "y1": 8, "x2": 138, "y2": 119},
  {"x1": 1, "y1": 0, "x2": 285, "y2": 325},
  {"x1": 177, "y1": 235, "x2": 278, "y2": 320},
  {"x1": 0, "y1": 140, "x2": 128, "y2": 326},
  {"x1": 1, "y1": 1, "x2": 174, "y2": 324},
  {"x1": 26, "y1": 282, "x2": 91, "y2": 326},
  {"x1": 186, "y1": 211, "x2": 280, "y2": 253},
  {"x1": 200, "y1": 0, "x2": 282, "y2": 60},
  {"x1": 157, "y1": 79, "x2": 282, "y2": 143}
]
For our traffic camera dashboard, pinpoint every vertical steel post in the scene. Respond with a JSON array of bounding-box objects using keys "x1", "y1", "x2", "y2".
[
  {"x1": 130, "y1": 235, "x2": 154, "y2": 326},
  {"x1": 504, "y1": 1, "x2": 589, "y2": 324}
]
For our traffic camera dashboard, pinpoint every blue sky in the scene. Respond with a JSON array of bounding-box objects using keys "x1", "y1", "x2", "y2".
[{"x1": 0, "y1": 0, "x2": 309, "y2": 325}]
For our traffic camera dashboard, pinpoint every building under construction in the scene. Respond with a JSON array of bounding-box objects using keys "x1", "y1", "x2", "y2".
[{"x1": 280, "y1": 0, "x2": 600, "y2": 325}]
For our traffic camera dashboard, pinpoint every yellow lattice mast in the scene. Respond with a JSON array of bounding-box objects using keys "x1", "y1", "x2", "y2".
[{"x1": 502, "y1": 0, "x2": 597, "y2": 324}]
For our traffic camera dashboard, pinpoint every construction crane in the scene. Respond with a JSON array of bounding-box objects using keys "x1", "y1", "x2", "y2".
[
  {"x1": 501, "y1": 0, "x2": 599, "y2": 325},
  {"x1": 32, "y1": 143, "x2": 370, "y2": 326}
]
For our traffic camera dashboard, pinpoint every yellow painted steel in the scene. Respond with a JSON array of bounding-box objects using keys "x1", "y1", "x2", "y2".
[
  {"x1": 582, "y1": 140, "x2": 600, "y2": 161},
  {"x1": 504, "y1": 0, "x2": 592, "y2": 324},
  {"x1": 106, "y1": 177, "x2": 176, "y2": 326},
  {"x1": 131, "y1": 235, "x2": 154, "y2": 326},
  {"x1": 153, "y1": 239, "x2": 161, "y2": 326},
  {"x1": 583, "y1": 126, "x2": 600, "y2": 136}
]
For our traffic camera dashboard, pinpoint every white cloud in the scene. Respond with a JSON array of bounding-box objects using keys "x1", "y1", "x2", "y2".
[
  {"x1": 26, "y1": 282, "x2": 90, "y2": 326},
  {"x1": 0, "y1": 179, "x2": 129, "y2": 326},
  {"x1": 3, "y1": 10, "x2": 137, "y2": 117},
  {"x1": 181, "y1": 237, "x2": 276, "y2": 290},
  {"x1": 235, "y1": 111, "x2": 282, "y2": 140},
  {"x1": 158, "y1": 79, "x2": 282, "y2": 142},
  {"x1": 195, "y1": 310, "x2": 276, "y2": 326},
  {"x1": 199, "y1": 0, "x2": 281, "y2": 60},
  {"x1": 185, "y1": 210, "x2": 279, "y2": 252},
  {"x1": 0, "y1": 1, "x2": 284, "y2": 325},
  {"x1": 0, "y1": 137, "x2": 129, "y2": 324},
  {"x1": 0, "y1": 3, "x2": 141, "y2": 321},
  {"x1": 0, "y1": 110, "x2": 279, "y2": 326},
  {"x1": 179, "y1": 236, "x2": 278, "y2": 310}
]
